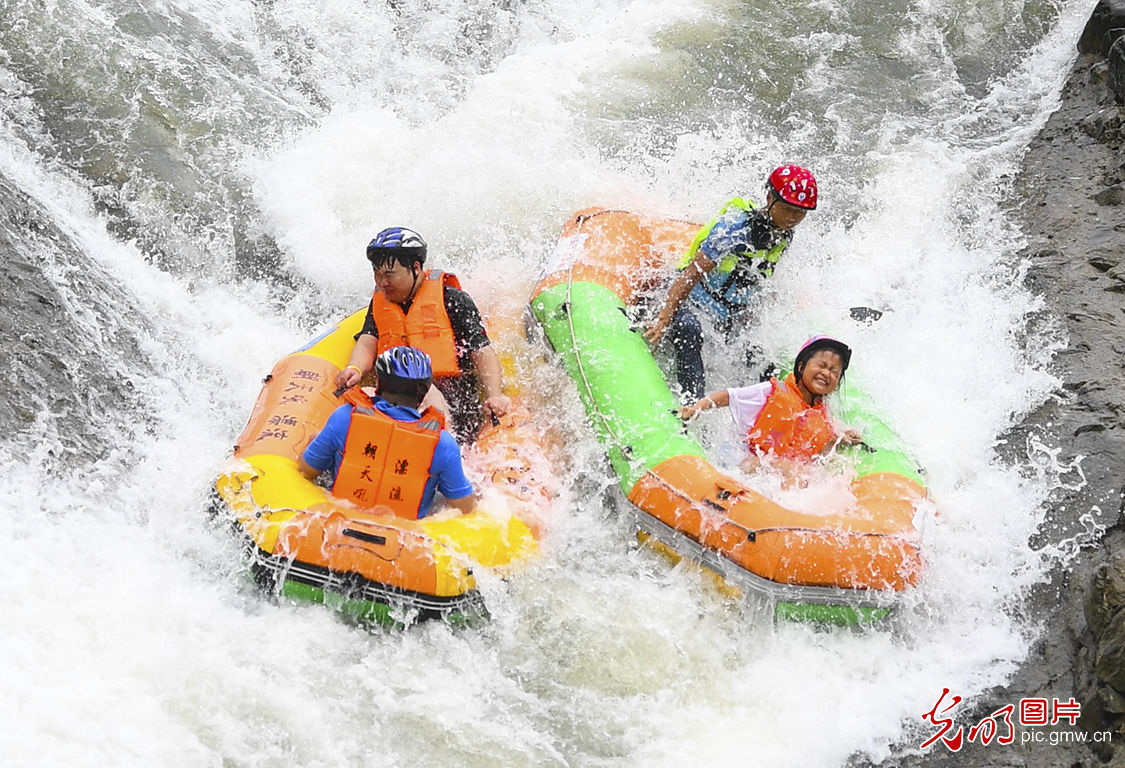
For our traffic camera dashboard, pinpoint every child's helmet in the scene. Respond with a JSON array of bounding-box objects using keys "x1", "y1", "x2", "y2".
[
  {"x1": 795, "y1": 335, "x2": 851, "y2": 372},
  {"x1": 768, "y1": 165, "x2": 818, "y2": 210}
]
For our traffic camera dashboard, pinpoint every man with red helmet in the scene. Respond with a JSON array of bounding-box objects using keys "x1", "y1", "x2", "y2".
[{"x1": 644, "y1": 164, "x2": 818, "y2": 400}]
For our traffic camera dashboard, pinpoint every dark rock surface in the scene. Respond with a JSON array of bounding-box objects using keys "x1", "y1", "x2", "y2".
[
  {"x1": 1013, "y1": 2, "x2": 1125, "y2": 761},
  {"x1": 0, "y1": 168, "x2": 153, "y2": 467},
  {"x1": 853, "y1": 2, "x2": 1125, "y2": 766}
]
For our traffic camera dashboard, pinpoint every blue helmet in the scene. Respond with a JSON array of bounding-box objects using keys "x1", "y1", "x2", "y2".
[
  {"x1": 375, "y1": 345, "x2": 433, "y2": 395},
  {"x1": 366, "y1": 227, "x2": 427, "y2": 266}
]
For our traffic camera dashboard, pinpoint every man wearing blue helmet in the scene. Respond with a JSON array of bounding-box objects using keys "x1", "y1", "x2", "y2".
[
  {"x1": 300, "y1": 346, "x2": 475, "y2": 519},
  {"x1": 335, "y1": 227, "x2": 510, "y2": 443}
]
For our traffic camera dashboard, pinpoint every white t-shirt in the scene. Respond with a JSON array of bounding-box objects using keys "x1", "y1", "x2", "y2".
[{"x1": 725, "y1": 381, "x2": 774, "y2": 433}]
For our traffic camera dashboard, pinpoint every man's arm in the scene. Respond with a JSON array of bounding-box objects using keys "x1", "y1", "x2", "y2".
[
  {"x1": 335, "y1": 333, "x2": 378, "y2": 388},
  {"x1": 297, "y1": 454, "x2": 323, "y2": 480},
  {"x1": 444, "y1": 287, "x2": 511, "y2": 422},
  {"x1": 470, "y1": 344, "x2": 511, "y2": 423},
  {"x1": 643, "y1": 253, "x2": 714, "y2": 343},
  {"x1": 432, "y1": 432, "x2": 476, "y2": 513},
  {"x1": 297, "y1": 405, "x2": 349, "y2": 479},
  {"x1": 445, "y1": 493, "x2": 476, "y2": 513}
]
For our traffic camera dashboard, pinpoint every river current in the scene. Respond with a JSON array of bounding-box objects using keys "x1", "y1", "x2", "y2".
[{"x1": 0, "y1": 0, "x2": 1098, "y2": 765}]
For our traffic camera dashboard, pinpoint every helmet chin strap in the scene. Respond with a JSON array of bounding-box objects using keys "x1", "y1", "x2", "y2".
[
  {"x1": 763, "y1": 192, "x2": 785, "y2": 231},
  {"x1": 763, "y1": 200, "x2": 790, "y2": 236},
  {"x1": 406, "y1": 264, "x2": 423, "y2": 301}
]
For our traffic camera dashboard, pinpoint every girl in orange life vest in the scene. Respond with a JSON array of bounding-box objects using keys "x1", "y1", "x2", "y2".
[
  {"x1": 679, "y1": 335, "x2": 862, "y2": 475},
  {"x1": 299, "y1": 346, "x2": 476, "y2": 519},
  {"x1": 334, "y1": 227, "x2": 511, "y2": 443}
]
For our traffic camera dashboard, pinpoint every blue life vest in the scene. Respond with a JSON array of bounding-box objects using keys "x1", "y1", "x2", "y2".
[{"x1": 678, "y1": 198, "x2": 791, "y2": 325}]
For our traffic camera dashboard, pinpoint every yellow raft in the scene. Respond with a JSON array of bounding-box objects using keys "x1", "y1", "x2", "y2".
[{"x1": 215, "y1": 307, "x2": 554, "y2": 625}]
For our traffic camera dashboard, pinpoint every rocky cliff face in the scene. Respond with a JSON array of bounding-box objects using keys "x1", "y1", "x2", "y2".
[
  {"x1": 1011, "y1": 0, "x2": 1125, "y2": 764},
  {"x1": 854, "y1": 2, "x2": 1125, "y2": 766}
]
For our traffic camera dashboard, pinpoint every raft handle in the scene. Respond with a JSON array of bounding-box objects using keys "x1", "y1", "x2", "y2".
[
  {"x1": 617, "y1": 305, "x2": 640, "y2": 333},
  {"x1": 701, "y1": 498, "x2": 756, "y2": 542},
  {"x1": 837, "y1": 440, "x2": 877, "y2": 454},
  {"x1": 342, "y1": 528, "x2": 387, "y2": 546}
]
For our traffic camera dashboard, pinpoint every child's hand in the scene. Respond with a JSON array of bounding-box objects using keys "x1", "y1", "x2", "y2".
[{"x1": 681, "y1": 394, "x2": 723, "y2": 422}]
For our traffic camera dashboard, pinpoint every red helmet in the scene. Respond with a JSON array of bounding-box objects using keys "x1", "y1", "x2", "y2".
[{"x1": 768, "y1": 165, "x2": 818, "y2": 210}]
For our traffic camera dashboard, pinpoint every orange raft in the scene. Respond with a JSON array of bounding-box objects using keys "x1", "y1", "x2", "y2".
[
  {"x1": 530, "y1": 208, "x2": 926, "y2": 622},
  {"x1": 214, "y1": 308, "x2": 554, "y2": 625}
]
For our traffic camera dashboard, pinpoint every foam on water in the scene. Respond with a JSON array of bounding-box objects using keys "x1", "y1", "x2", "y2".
[{"x1": 0, "y1": 0, "x2": 1098, "y2": 765}]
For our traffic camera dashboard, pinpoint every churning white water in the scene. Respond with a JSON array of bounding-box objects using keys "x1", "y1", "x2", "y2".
[{"x1": 0, "y1": 0, "x2": 1099, "y2": 765}]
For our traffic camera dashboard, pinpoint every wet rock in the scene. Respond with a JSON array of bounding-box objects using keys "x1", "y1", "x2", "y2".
[
  {"x1": 1105, "y1": 28, "x2": 1125, "y2": 57},
  {"x1": 1078, "y1": 0, "x2": 1125, "y2": 55},
  {"x1": 1111, "y1": 36, "x2": 1125, "y2": 102},
  {"x1": 1080, "y1": 108, "x2": 1122, "y2": 142},
  {"x1": 1093, "y1": 182, "x2": 1125, "y2": 204},
  {"x1": 1097, "y1": 682, "x2": 1125, "y2": 714},
  {"x1": 1087, "y1": 560, "x2": 1125, "y2": 639},
  {"x1": 0, "y1": 169, "x2": 154, "y2": 467},
  {"x1": 1089, "y1": 251, "x2": 1120, "y2": 271},
  {"x1": 1095, "y1": 608, "x2": 1125, "y2": 692}
]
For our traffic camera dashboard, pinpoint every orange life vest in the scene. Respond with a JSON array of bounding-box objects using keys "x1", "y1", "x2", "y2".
[
  {"x1": 369, "y1": 269, "x2": 463, "y2": 378},
  {"x1": 747, "y1": 373, "x2": 837, "y2": 460},
  {"x1": 332, "y1": 389, "x2": 447, "y2": 519}
]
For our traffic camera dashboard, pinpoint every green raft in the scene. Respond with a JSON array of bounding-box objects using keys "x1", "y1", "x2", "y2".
[{"x1": 530, "y1": 208, "x2": 926, "y2": 624}]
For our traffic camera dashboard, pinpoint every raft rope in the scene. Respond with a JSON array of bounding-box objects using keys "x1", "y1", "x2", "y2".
[{"x1": 562, "y1": 263, "x2": 624, "y2": 455}]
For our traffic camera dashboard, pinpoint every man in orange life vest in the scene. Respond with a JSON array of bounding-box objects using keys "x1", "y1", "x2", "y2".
[
  {"x1": 679, "y1": 335, "x2": 862, "y2": 473},
  {"x1": 334, "y1": 227, "x2": 511, "y2": 443},
  {"x1": 300, "y1": 346, "x2": 475, "y2": 518}
]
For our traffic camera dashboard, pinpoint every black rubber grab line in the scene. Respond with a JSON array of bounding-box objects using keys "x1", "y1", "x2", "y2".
[{"x1": 342, "y1": 528, "x2": 387, "y2": 546}]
